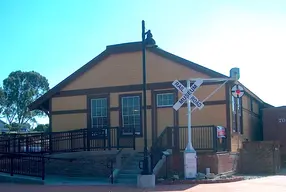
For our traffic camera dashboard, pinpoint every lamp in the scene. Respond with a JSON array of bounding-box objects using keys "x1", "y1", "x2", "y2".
[{"x1": 145, "y1": 30, "x2": 156, "y2": 47}]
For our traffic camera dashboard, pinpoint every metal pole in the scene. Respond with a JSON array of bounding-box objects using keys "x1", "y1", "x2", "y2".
[
  {"x1": 142, "y1": 20, "x2": 149, "y2": 175},
  {"x1": 191, "y1": 80, "x2": 228, "y2": 113},
  {"x1": 187, "y1": 80, "x2": 193, "y2": 151}
]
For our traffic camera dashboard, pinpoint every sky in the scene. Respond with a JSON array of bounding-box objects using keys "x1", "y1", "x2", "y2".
[{"x1": 0, "y1": 0, "x2": 285, "y2": 125}]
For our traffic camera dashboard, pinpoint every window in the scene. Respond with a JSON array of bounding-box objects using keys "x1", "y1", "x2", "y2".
[
  {"x1": 91, "y1": 98, "x2": 108, "y2": 131},
  {"x1": 237, "y1": 97, "x2": 242, "y2": 133},
  {"x1": 231, "y1": 96, "x2": 237, "y2": 132},
  {"x1": 121, "y1": 96, "x2": 141, "y2": 135},
  {"x1": 249, "y1": 98, "x2": 253, "y2": 112},
  {"x1": 157, "y1": 93, "x2": 174, "y2": 107},
  {"x1": 231, "y1": 96, "x2": 242, "y2": 133}
]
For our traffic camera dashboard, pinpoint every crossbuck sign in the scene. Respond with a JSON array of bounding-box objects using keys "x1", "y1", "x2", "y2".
[{"x1": 172, "y1": 79, "x2": 205, "y2": 111}]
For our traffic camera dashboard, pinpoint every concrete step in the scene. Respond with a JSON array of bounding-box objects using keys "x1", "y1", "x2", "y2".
[
  {"x1": 115, "y1": 177, "x2": 137, "y2": 184},
  {"x1": 125, "y1": 164, "x2": 140, "y2": 170},
  {"x1": 118, "y1": 173, "x2": 138, "y2": 179},
  {"x1": 120, "y1": 169, "x2": 141, "y2": 174}
]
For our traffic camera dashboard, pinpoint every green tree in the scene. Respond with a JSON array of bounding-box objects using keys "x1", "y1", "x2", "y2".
[
  {"x1": 0, "y1": 87, "x2": 5, "y2": 114},
  {"x1": 0, "y1": 71, "x2": 49, "y2": 125},
  {"x1": 34, "y1": 124, "x2": 49, "y2": 132},
  {"x1": 4, "y1": 122, "x2": 21, "y2": 132}
]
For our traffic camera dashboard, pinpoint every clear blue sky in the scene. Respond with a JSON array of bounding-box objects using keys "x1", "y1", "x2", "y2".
[{"x1": 0, "y1": 0, "x2": 285, "y2": 124}]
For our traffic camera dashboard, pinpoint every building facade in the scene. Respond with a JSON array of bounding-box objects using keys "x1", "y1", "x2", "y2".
[{"x1": 29, "y1": 42, "x2": 270, "y2": 153}]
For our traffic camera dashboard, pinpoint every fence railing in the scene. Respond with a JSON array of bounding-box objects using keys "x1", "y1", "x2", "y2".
[
  {"x1": 0, "y1": 152, "x2": 45, "y2": 180},
  {"x1": 178, "y1": 125, "x2": 227, "y2": 152},
  {"x1": 150, "y1": 126, "x2": 173, "y2": 170},
  {"x1": 0, "y1": 127, "x2": 136, "y2": 154},
  {"x1": 0, "y1": 152, "x2": 117, "y2": 183},
  {"x1": 150, "y1": 125, "x2": 227, "y2": 170}
]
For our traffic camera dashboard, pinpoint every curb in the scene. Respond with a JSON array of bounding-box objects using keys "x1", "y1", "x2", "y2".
[{"x1": 157, "y1": 176, "x2": 244, "y2": 185}]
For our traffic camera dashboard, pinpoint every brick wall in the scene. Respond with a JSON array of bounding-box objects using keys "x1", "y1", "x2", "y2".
[
  {"x1": 45, "y1": 151, "x2": 118, "y2": 178},
  {"x1": 170, "y1": 152, "x2": 236, "y2": 175},
  {"x1": 238, "y1": 141, "x2": 281, "y2": 174},
  {"x1": 217, "y1": 152, "x2": 238, "y2": 173}
]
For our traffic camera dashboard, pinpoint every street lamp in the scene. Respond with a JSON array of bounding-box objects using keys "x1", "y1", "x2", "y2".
[{"x1": 141, "y1": 20, "x2": 156, "y2": 175}]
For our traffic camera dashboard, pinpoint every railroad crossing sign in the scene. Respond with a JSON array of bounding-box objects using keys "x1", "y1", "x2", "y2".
[
  {"x1": 172, "y1": 79, "x2": 205, "y2": 111},
  {"x1": 231, "y1": 84, "x2": 245, "y2": 98}
]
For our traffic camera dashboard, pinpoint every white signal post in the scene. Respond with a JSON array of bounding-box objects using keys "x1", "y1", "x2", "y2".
[
  {"x1": 172, "y1": 68, "x2": 240, "y2": 179},
  {"x1": 172, "y1": 79, "x2": 205, "y2": 179}
]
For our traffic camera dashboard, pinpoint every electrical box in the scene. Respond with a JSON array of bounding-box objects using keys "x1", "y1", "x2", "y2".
[{"x1": 230, "y1": 68, "x2": 240, "y2": 80}]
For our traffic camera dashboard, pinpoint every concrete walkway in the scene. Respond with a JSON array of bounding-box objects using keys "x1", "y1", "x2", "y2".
[{"x1": 1, "y1": 175, "x2": 286, "y2": 192}]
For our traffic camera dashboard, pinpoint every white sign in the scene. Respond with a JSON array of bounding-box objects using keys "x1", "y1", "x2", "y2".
[
  {"x1": 172, "y1": 79, "x2": 204, "y2": 111},
  {"x1": 231, "y1": 84, "x2": 244, "y2": 98},
  {"x1": 184, "y1": 152, "x2": 197, "y2": 179},
  {"x1": 217, "y1": 126, "x2": 226, "y2": 138}
]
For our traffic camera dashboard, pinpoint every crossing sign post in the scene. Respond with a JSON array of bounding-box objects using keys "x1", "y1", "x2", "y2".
[
  {"x1": 172, "y1": 79, "x2": 205, "y2": 111},
  {"x1": 172, "y1": 79, "x2": 205, "y2": 179},
  {"x1": 172, "y1": 72, "x2": 239, "y2": 179}
]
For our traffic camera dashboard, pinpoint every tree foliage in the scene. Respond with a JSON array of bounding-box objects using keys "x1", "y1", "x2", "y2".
[
  {"x1": 0, "y1": 87, "x2": 4, "y2": 114},
  {"x1": 0, "y1": 70, "x2": 49, "y2": 125},
  {"x1": 34, "y1": 124, "x2": 49, "y2": 132}
]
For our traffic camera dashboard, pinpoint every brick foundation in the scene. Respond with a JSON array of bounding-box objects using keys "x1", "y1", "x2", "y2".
[
  {"x1": 171, "y1": 151, "x2": 236, "y2": 175},
  {"x1": 45, "y1": 151, "x2": 118, "y2": 178},
  {"x1": 238, "y1": 141, "x2": 281, "y2": 174}
]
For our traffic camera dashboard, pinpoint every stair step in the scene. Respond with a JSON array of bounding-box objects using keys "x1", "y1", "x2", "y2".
[
  {"x1": 118, "y1": 173, "x2": 138, "y2": 179},
  {"x1": 120, "y1": 169, "x2": 141, "y2": 174},
  {"x1": 116, "y1": 178, "x2": 137, "y2": 184}
]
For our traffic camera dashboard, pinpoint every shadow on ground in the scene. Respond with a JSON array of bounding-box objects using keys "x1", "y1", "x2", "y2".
[{"x1": 0, "y1": 184, "x2": 198, "y2": 192}]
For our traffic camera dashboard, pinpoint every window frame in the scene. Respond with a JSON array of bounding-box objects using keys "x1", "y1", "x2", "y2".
[
  {"x1": 231, "y1": 95, "x2": 237, "y2": 132},
  {"x1": 120, "y1": 94, "x2": 142, "y2": 136},
  {"x1": 231, "y1": 95, "x2": 243, "y2": 134},
  {"x1": 90, "y1": 96, "x2": 109, "y2": 137},
  {"x1": 156, "y1": 92, "x2": 175, "y2": 108}
]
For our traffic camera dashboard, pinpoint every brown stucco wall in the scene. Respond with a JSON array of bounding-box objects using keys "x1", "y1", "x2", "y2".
[
  {"x1": 179, "y1": 105, "x2": 227, "y2": 127},
  {"x1": 61, "y1": 51, "x2": 210, "y2": 91},
  {"x1": 51, "y1": 96, "x2": 87, "y2": 111},
  {"x1": 50, "y1": 50, "x2": 231, "y2": 151},
  {"x1": 52, "y1": 113, "x2": 87, "y2": 132},
  {"x1": 194, "y1": 84, "x2": 225, "y2": 102},
  {"x1": 156, "y1": 108, "x2": 174, "y2": 137}
]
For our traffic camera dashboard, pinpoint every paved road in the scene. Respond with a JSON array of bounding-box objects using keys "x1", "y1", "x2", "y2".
[{"x1": 1, "y1": 176, "x2": 286, "y2": 192}]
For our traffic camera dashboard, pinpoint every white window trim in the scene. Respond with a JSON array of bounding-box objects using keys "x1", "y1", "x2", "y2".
[
  {"x1": 121, "y1": 96, "x2": 141, "y2": 135},
  {"x1": 156, "y1": 93, "x2": 174, "y2": 107},
  {"x1": 90, "y1": 98, "x2": 108, "y2": 136}
]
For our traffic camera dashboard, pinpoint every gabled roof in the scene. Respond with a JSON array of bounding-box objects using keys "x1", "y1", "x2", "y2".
[{"x1": 28, "y1": 41, "x2": 228, "y2": 111}]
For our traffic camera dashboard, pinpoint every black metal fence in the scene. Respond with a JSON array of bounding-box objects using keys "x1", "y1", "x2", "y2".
[
  {"x1": 0, "y1": 127, "x2": 136, "y2": 154},
  {"x1": 0, "y1": 152, "x2": 45, "y2": 180},
  {"x1": 178, "y1": 125, "x2": 227, "y2": 152},
  {"x1": 150, "y1": 125, "x2": 228, "y2": 170},
  {"x1": 0, "y1": 152, "x2": 117, "y2": 182}
]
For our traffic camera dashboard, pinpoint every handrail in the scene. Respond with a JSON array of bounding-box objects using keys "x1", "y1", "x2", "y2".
[
  {"x1": 0, "y1": 152, "x2": 45, "y2": 180},
  {"x1": 150, "y1": 126, "x2": 170, "y2": 171},
  {"x1": 150, "y1": 125, "x2": 228, "y2": 171},
  {"x1": 0, "y1": 127, "x2": 136, "y2": 154},
  {"x1": 152, "y1": 126, "x2": 169, "y2": 148},
  {"x1": 108, "y1": 148, "x2": 124, "y2": 184},
  {"x1": 0, "y1": 152, "x2": 76, "y2": 162}
]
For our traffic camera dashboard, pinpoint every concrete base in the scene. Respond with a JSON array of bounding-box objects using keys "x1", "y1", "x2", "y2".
[
  {"x1": 137, "y1": 174, "x2": 155, "y2": 188},
  {"x1": 184, "y1": 150, "x2": 197, "y2": 179}
]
